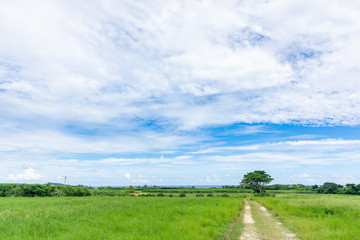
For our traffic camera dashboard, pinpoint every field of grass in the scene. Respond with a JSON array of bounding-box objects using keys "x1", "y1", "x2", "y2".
[
  {"x1": 253, "y1": 194, "x2": 360, "y2": 240},
  {"x1": 0, "y1": 196, "x2": 243, "y2": 240}
]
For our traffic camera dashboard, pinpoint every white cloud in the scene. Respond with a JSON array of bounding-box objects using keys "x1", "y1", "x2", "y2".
[
  {"x1": 88, "y1": 155, "x2": 194, "y2": 166},
  {"x1": 1, "y1": 1, "x2": 360, "y2": 185},
  {"x1": 124, "y1": 172, "x2": 131, "y2": 180},
  {"x1": 281, "y1": 139, "x2": 360, "y2": 146},
  {"x1": 195, "y1": 138, "x2": 360, "y2": 155},
  {"x1": 0, "y1": 128, "x2": 202, "y2": 154},
  {"x1": 8, "y1": 167, "x2": 45, "y2": 181},
  {"x1": 0, "y1": 0, "x2": 359, "y2": 131}
]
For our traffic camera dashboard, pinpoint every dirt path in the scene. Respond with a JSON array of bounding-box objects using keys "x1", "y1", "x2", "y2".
[
  {"x1": 239, "y1": 199, "x2": 298, "y2": 240},
  {"x1": 239, "y1": 201, "x2": 259, "y2": 240}
]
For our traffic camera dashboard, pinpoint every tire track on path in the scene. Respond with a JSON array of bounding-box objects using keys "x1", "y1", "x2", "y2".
[
  {"x1": 249, "y1": 200, "x2": 298, "y2": 240},
  {"x1": 239, "y1": 201, "x2": 259, "y2": 240},
  {"x1": 239, "y1": 199, "x2": 298, "y2": 240}
]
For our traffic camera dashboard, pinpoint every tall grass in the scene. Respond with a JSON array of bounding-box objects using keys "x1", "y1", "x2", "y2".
[
  {"x1": 0, "y1": 196, "x2": 243, "y2": 240},
  {"x1": 253, "y1": 194, "x2": 360, "y2": 240}
]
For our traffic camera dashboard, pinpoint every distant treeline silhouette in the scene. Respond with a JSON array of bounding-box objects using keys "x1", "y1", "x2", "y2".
[
  {"x1": 0, "y1": 184, "x2": 91, "y2": 197},
  {"x1": 1, "y1": 182, "x2": 359, "y2": 197}
]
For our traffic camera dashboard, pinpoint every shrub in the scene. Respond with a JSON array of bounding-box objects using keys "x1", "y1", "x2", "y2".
[
  {"x1": 207, "y1": 194, "x2": 213, "y2": 197},
  {"x1": 142, "y1": 194, "x2": 155, "y2": 197},
  {"x1": 179, "y1": 193, "x2": 186, "y2": 197},
  {"x1": 254, "y1": 192, "x2": 275, "y2": 197}
]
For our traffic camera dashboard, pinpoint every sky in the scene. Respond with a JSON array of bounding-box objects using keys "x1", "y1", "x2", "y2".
[{"x1": 1, "y1": 0, "x2": 360, "y2": 186}]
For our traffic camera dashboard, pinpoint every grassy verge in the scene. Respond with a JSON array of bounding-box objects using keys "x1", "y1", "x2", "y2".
[
  {"x1": 220, "y1": 199, "x2": 245, "y2": 240},
  {"x1": 253, "y1": 194, "x2": 360, "y2": 240},
  {"x1": 0, "y1": 196, "x2": 243, "y2": 240}
]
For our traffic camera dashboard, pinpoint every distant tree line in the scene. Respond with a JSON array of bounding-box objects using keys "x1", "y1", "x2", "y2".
[
  {"x1": 1, "y1": 182, "x2": 360, "y2": 197},
  {"x1": 315, "y1": 182, "x2": 360, "y2": 195},
  {"x1": 263, "y1": 184, "x2": 307, "y2": 190},
  {"x1": 261, "y1": 182, "x2": 360, "y2": 195},
  {"x1": 0, "y1": 184, "x2": 91, "y2": 197}
]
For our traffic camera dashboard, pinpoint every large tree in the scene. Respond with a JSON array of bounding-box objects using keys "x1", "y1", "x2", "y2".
[{"x1": 241, "y1": 170, "x2": 273, "y2": 193}]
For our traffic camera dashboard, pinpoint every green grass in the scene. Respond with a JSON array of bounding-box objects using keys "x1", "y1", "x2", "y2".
[
  {"x1": 0, "y1": 196, "x2": 243, "y2": 240},
  {"x1": 219, "y1": 209, "x2": 243, "y2": 240},
  {"x1": 253, "y1": 194, "x2": 360, "y2": 240}
]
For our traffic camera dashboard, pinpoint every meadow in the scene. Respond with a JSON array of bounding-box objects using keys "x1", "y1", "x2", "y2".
[
  {"x1": 0, "y1": 196, "x2": 243, "y2": 240},
  {"x1": 253, "y1": 194, "x2": 360, "y2": 240},
  {"x1": 3, "y1": 184, "x2": 360, "y2": 239}
]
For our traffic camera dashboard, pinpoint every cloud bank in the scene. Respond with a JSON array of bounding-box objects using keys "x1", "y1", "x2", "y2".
[
  {"x1": 0, "y1": 0, "x2": 360, "y2": 185},
  {"x1": 1, "y1": 0, "x2": 360, "y2": 131}
]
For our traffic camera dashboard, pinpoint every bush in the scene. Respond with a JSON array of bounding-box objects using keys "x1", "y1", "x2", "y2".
[
  {"x1": 179, "y1": 193, "x2": 186, "y2": 197},
  {"x1": 141, "y1": 194, "x2": 155, "y2": 197},
  {"x1": 207, "y1": 194, "x2": 213, "y2": 197},
  {"x1": 51, "y1": 188, "x2": 65, "y2": 197},
  {"x1": 91, "y1": 189, "x2": 120, "y2": 196},
  {"x1": 254, "y1": 192, "x2": 275, "y2": 197},
  {"x1": 196, "y1": 194, "x2": 204, "y2": 197},
  {"x1": 157, "y1": 193, "x2": 165, "y2": 197},
  {"x1": 317, "y1": 182, "x2": 343, "y2": 194}
]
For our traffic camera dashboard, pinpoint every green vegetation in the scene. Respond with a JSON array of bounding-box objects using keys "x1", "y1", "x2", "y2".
[
  {"x1": 138, "y1": 187, "x2": 252, "y2": 194},
  {"x1": 241, "y1": 170, "x2": 273, "y2": 193},
  {"x1": 0, "y1": 196, "x2": 243, "y2": 240},
  {"x1": 2, "y1": 181, "x2": 360, "y2": 198},
  {"x1": 3, "y1": 181, "x2": 360, "y2": 239},
  {"x1": 220, "y1": 207, "x2": 244, "y2": 240},
  {"x1": 316, "y1": 182, "x2": 360, "y2": 194},
  {"x1": 253, "y1": 194, "x2": 360, "y2": 240},
  {"x1": 248, "y1": 200, "x2": 294, "y2": 240},
  {"x1": 0, "y1": 184, "x2": 253, "y2": 198},
  {"x1": 0, "y1": 184, "x2": 91, "y2": 197}
]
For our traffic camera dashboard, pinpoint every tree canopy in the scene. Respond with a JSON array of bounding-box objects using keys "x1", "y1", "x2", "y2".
[
  {"x1": 317, "y1": 182, "x2": 344, "y2": 194},
  {"x1": 241, "y1": 170, "x2": 273, "y2": 193}
]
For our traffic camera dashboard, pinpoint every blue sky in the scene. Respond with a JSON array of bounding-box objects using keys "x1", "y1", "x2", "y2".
[{"x1": 1, "y1": 0, "x2": 360, "y2": 186}]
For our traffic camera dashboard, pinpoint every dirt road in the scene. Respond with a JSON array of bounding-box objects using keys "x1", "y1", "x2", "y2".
[{"x1": 239, "y1": 199, "x2": 298, "y2": 240}]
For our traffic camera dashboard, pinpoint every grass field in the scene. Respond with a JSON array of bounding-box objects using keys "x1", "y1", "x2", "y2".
[
  {"x1": 253, "y1": 194, "x2": 360, "y2": 240},
  {"x1": 0, "y1": 196, "x2": 243, "y2": 240}
]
